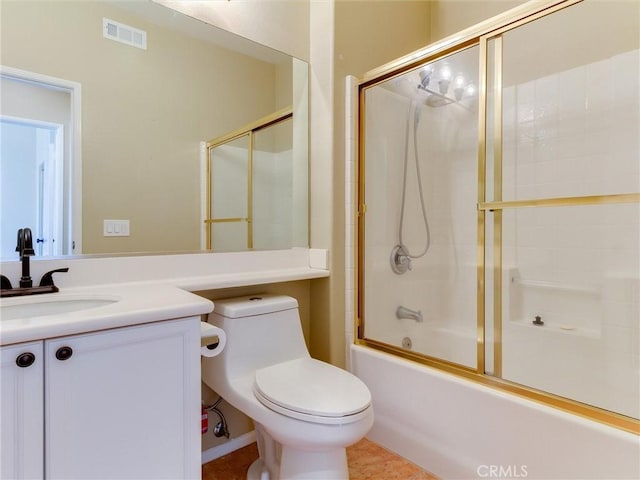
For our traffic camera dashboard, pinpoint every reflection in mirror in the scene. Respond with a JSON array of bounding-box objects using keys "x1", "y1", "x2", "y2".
[
  {"x1": 206, "y1": 106, "x2": 307, "y2": 252},
  {"x1": 210, "y1": 134, "x2": 250, "y2": 251},
  {"x1": 0, "y1": 0, "x2": 308, "y2": 258},
  {"x1": 1, "y1": 73, "x2": 78, "y2": 258},
  {"x1": 253, "y1": 116, "x2": 299, "y2": 250}
]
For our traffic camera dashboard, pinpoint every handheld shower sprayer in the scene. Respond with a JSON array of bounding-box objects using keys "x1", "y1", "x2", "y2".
[
  {"x1": 414, "y1": 99, "x2": 423, "y2": 125},
  {"x1": 391, "y1": 100, "x2": 431, "y2": 275}
]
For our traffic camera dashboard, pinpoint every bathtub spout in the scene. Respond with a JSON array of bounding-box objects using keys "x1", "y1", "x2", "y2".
[{"x1": 396, "y1": 305, "x2": 423, "y2": 322}]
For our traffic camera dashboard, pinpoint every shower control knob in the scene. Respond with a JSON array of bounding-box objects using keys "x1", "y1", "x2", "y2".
[
  {"x1": 55, "y1": 346, "x2": 73, "y2": 361},
  {"x1": 390, "y1": 244, "x2": 412, "y2": 275}
]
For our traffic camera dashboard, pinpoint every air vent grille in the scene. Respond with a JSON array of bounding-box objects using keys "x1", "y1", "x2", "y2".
[{"x1": 103, "y1": 18, "x2": 147, "y2": 50}]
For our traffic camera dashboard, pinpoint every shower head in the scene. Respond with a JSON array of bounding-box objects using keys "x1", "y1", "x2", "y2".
[
  {"x1": 425, "y1": 94, "x2": 453, "y2": 108},
  {"x1": 416, "y1": 66, "x2": 455, "y2": 108},
  {"x1": 418, "y1": 69, "x2": 431, "y2": 90}
]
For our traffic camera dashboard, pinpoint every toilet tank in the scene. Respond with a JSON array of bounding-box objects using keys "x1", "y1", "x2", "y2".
[{"x1": 207, "y1": 295, "x2": 310, "y2": 378}]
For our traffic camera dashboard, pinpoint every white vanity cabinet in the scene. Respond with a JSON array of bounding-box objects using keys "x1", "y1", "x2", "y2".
[
  {"x1": 1, "y1": 316, "x2": 201, "y2": 480},
  {"x1": 1, "y1": 341, "x2": 44, "y2": 480}
]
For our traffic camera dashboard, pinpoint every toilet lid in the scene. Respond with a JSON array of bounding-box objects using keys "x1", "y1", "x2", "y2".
[{"x1": 254, "y1": 357, "x2": 371, "y2": 421}]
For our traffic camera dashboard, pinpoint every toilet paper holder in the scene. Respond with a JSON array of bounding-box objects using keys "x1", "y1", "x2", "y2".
[{"x1": 200, "y1": 322, "x2": 226, "y2": 358}]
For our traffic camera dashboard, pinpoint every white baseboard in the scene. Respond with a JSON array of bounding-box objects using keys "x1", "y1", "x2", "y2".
[{"x1": 201, "y1": 430, "x2": 257, "y2": 465}]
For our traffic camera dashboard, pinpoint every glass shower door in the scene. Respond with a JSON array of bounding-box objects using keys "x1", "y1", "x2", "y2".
[
  {"x1": 208, "y1": 134, "x2": 250, "y2": 251},
  {"x1": 357, "y1": 0, "x2": 639, "y2": 433},
  {"x1": 483, "y1": 0, "x2": 640, "y2": 419},
  {"x1": 360, "y1": 45, "x2": 480, "y2": 369},
  {"x1": 253, "y1": 117, "x2": 295, "y2": 250}
]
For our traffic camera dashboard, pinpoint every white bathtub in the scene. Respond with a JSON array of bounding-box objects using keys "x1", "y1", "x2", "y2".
[
  {"x1": 374, "y1": 325, "x2": 477, "y2": 369},
  {"x1": 350, "y1": 344, "x2": 640, "y2": 480}
]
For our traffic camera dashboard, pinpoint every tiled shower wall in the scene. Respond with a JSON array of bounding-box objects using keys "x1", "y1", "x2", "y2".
[
  {"x1": 499, "y1": 48, "x2": 640, "y2": 418},
  {"x1": 502, "y1": 50, "x2": 639, "y2": 200}
]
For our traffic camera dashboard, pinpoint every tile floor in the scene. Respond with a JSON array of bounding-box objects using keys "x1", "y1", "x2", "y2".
[{"x1": 202, "y1": 438, "x2": 437, "y2": 480}]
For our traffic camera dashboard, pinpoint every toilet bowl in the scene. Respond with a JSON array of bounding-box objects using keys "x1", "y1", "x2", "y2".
[{"x1": 202, "y1": 294, "x2": 374, "y2": 480}]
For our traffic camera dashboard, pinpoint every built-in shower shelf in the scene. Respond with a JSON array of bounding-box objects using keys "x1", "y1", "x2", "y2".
[
  {"x1": 509, "y1": 320, "x2": 600, "y2": 339},
  {"x1": 512, "y1": 277, "x2": 600, "y2": 295}
]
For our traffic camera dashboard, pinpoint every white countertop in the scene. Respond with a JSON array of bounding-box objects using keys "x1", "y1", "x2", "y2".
[
  {"x1": 0, "y1": 283, "x2": 214, "y2": 346},
  {"x1": 0, "y1": 249, "x2": 329, "y2": 346},
  {"x1": 174, "y1": 266, "x2": 329, "y2": 291}
]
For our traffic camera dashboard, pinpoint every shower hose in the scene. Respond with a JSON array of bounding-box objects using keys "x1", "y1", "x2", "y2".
[{"x1": 397, "y1": 100, "x2": 431, "y2": 259}]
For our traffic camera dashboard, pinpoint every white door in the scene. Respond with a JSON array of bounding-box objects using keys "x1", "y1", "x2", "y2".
[
  {"x1": 45, "y1": 318, "x2": 201, "y2": 479},
  {"x1": 0, "y1": 67, "x2": 81, "y2": 256},
  {"x1": 0, "y1": 117, "x2": 63, "y2": 257},
  {"x1": 0, "y1": 341, "x2": 44, "y2": 480}
]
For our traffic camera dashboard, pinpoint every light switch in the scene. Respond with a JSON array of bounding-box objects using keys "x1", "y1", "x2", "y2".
[{"x1": 104, "y1": 220, "x2": 130, "y2": 237}]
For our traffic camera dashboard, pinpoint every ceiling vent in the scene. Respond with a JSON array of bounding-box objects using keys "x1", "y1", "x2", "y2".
[{"x1": 103, "y1": 18, "x2": 147, "y2": 50}]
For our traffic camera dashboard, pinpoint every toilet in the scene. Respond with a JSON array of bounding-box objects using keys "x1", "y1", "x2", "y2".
[{"x1": 201, "y1": 294, "x2": 374, "y2": 480}]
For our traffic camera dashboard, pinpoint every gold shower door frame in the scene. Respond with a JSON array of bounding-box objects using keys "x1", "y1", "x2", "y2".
[
  {"x1": 205, "y1": 106, "x2": 293, "y2": 250},
  {"x1": 355, "y1": 0, "x2": 640, "y2": 434}
]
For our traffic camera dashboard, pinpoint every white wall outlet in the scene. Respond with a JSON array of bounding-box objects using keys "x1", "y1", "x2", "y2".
[{"x1": 104, "y1": 220, "x2": 130, "y2": 237}]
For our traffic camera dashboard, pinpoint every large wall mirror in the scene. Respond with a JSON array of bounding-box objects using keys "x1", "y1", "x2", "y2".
[{"x1": 0, "y1": 0, "x2": 308, "y2": 258}]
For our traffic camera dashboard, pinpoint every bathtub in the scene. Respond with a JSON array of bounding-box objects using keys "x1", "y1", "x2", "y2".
[
  {"x1": 373, "y1": 325, "x2": 477, "y2": 369},
  {"x1": 350, "y1": 344, "x2": 640, "y2": 480}
]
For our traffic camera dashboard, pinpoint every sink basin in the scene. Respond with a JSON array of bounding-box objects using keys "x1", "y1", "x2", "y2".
[{"x1": 1, "y1": 296, "x2": 119, "y2": 321}]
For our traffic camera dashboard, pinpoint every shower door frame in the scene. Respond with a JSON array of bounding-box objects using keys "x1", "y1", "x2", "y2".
[
  {"x1": 204, "y1": 106, "x2": 293, "y2": 250},
  {"x1": 354, "y1": 0, "x2": 640, "y2": 434}
]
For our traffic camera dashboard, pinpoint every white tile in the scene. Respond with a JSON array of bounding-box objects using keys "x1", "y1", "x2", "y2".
[
  {"x1": 558, "y1": 65, "x2": 587, "y2": 118},
  {"x1": 516, "y1": 80, "x2": 535, "y2": 123},
  {"x1": 612, "y1": 49, "x2": 640, "y2": 108},
  {"x1": 585, "y1": 57, "x2": 614, "y2": 113},
  {"x1": 603, "y1": 325, "x2": 633, "y2": 354}
]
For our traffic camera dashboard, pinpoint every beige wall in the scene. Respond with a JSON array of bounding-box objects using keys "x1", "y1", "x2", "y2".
[
  {"x1": 428, "y1": 0, "x2": 526, "y2": 41},
  {"x1": 503, "y1": 0, "x2": 639, "y2": 86},
  {"x1": 1, "y1": 0, "x2": 284, "y2": 254},
  {"x1": 155, "y1": 0, "x2": 310, "y2": 61},
  {"x1": 310, "y1": 0, "x2": 431, "y2": 367}
]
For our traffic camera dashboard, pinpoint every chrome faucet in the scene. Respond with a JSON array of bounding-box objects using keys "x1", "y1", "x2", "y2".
[
  {"x1": 396, "y1": 305, "x2": 423, "y2": 323},
  {"x1": 16, "y1": 228, "x2": 35, "y2": 288}
]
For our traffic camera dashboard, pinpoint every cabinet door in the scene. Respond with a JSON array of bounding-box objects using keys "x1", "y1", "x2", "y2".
[
  {"x1": 1, "y1": 341, "x2": 44, "y2": 480},
  {"x1": 45, "y1": 317, "x2": 200, "y2": 480}
]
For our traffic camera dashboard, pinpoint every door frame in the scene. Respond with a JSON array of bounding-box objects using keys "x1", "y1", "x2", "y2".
[
  {"x1": 1, "y1": 115, "x2": 64, "y2": 256},
  {"x1": 0, "y1": 65, "x2": 82, "y2": 255}
]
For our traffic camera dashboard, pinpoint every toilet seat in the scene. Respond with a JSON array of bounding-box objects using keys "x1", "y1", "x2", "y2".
[{"x1": 253, "y1": 357, "x2": 372, "y2": 425}]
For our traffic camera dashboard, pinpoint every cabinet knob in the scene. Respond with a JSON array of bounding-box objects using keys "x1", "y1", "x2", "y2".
[
  {"x1": 16, "y1": 352, "x2": 36, "y2": 368},
  {"x1": 55, "y1": 346, "x2": 73, "y2": 361}
]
